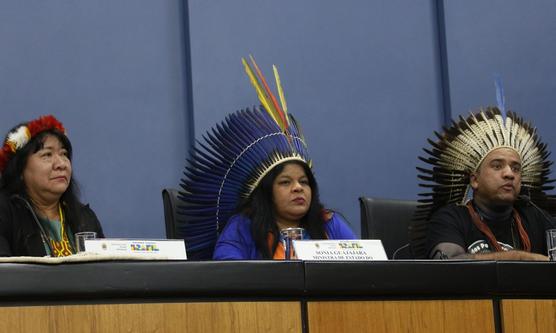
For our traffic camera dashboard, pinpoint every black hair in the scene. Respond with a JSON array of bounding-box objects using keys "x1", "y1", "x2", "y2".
[
  {"x1": 237, "y1": 160, "x2": 327, "y2": 259},
  {"x1": 0, "y1": 129, "x2": 84, "y2": 233}
]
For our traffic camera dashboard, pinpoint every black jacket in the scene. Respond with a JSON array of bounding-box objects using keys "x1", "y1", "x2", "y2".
[{"x1": 0, "y1": 191, "x2": 104, "y2": 256}]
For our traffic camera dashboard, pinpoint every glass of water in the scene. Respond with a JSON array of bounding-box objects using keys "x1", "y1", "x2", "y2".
[
  {"x1": 546, "y1": 229, "x2": 556, "y2": 261},
  {"x1": 280, "y1": 227, "x2": 305, "y2": 260}
]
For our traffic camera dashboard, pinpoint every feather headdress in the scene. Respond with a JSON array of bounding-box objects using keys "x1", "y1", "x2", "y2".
[
  {"x1": 178, "y1": 56, "x2": 310, "y2": 259},
  {"x1": 0, "y1": 115, "x2": 66, "y2": 174},
  {"x1": 410, "y1": 107, "x2": 555, "y2": 258}
]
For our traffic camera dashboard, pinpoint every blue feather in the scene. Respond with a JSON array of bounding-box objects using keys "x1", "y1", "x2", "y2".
[
  {"x1": 494, "y1": 75, "x2": 507, "y2": 126},
  {"x1": 177, "y1": 105, "x2": 310, "y2": 259}
]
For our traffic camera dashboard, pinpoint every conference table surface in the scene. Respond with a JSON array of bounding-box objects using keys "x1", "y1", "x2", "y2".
[{"x1": 0, "y1": 260, "x2": 554, "y2": 302}]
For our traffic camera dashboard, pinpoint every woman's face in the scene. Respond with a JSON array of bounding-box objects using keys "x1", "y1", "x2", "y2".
[
  {"x1": 272, "y1": 163, "x2": 312, "y2": 227},
  {"x1": 23, "y1": 135, "x2": 72, "y2": 203}
]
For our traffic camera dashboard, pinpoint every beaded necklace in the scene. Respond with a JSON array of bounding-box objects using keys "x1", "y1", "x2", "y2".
[{"x1": 45, "y1": 204, "x2": 74, "y2": 257}]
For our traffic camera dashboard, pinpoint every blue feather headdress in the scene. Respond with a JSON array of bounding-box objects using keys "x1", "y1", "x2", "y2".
[{"x1": 178, "y1": 56, "x2": 311, "y2": 259}]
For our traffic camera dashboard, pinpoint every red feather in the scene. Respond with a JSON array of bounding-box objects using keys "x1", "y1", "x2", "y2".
[
  {"x1": 27, "y1": 115, "x2": 65, "y2": 136},
  {"x1": 0, "y1": 115, "x2": 66, "y2": 173},
  {"x1": 249, "y1": 57, "x2": 287, "y2": 128}
]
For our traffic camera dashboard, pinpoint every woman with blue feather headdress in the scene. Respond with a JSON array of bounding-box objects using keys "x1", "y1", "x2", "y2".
[{"x1": 178, "y1": 56, "x2": 356, "y2": 260}]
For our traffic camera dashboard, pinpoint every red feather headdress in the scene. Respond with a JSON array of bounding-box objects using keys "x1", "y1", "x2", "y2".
[{"x1": 0, "y1": 115, "x2": 66, "y2": 173}]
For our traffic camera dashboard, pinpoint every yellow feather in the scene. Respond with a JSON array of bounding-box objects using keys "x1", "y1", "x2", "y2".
[
  {"x1": 247, "y1": 55, "x2": 283, "y2": 129},
  {"x1": 273, "y1": 65, "x2": 289, "y2": 126},
  {"x1": 241, "y1": 58, "x2": 280, "y2": 124}
]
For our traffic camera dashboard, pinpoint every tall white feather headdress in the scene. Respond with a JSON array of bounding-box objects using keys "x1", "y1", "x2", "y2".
[{"x1": 411, "y1": 107, "x2": 554, "y2": 258}]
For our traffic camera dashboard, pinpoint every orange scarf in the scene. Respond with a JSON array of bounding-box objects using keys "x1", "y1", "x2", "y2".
[{"x1": 267, "y1": 233, "x2": 287, "y2": 259}]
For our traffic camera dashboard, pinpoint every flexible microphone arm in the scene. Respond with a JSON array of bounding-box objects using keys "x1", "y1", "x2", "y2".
[{"x1": 518, "y1": 194, "x2": 556, "y2": 227}]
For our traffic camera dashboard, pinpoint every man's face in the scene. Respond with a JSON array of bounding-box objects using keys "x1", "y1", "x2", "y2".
[{"x1": 470, "y1": 147, "x2": 522, "y2": 206}]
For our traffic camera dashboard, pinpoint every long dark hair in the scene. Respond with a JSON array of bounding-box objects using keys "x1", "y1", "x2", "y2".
[
  {"x1": 0, "y1": 130, "x2": 84, "y2": 233},
  {"x1": 237, "y1": 160, "x2": 327, "y2": 259}
]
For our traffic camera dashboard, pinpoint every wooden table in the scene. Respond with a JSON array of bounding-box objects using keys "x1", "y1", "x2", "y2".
[{"x1": 0, "y1": 260, "x2": 554, "y2": 332}]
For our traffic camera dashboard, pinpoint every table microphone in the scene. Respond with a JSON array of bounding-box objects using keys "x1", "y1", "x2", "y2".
[{"x1": 392, "y1": 243, "x2": 410, "y2": 259}]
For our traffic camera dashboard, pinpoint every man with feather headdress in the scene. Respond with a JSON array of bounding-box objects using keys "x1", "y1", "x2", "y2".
[{"x1": 411, "y1": 107, "x2": 556, "y2": 260}]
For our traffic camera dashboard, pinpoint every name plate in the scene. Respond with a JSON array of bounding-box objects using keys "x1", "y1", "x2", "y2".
[
  {"x1": 84, "y1": 239, "x2": 187, "y2": 260},
  {"x1": 293, "y1": 239, "x2": 387, "y2": 261}
]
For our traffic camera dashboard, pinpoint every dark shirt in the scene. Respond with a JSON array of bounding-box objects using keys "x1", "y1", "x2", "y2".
[
  {"x1": 0, "y1": 191, "x2": 104, "y2": 257},
  {"x1": 426, "y1": 201, "x2": 555, "y2": 257}
]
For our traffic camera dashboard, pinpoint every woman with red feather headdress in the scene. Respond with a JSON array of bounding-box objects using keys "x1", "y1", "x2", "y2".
[{"x1": 0, "y1": 115, "x2": 103, "y2": 257}]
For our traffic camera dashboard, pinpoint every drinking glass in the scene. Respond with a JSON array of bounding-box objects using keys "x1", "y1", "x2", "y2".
[
  {"x1": 74, "y1": 232, "x2": 97, "y2": 253},
  {"x1": 280, "y1": 227, "x2": 305, "y2": 260},
  {"x1": 546, "y1": 229, "x2": 556, "y2": 261}
]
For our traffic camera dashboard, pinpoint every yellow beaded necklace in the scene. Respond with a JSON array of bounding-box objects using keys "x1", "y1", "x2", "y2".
[{"x1": 47, "y1": 204, "x2": 74, "y2": 257}]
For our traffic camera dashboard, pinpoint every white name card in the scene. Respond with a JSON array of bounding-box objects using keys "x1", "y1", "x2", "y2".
[
  {"x1": 84, "y1": 239, "x2": 187, "y2": 260},
  {"x1": 293, "y1": 239, "x2": 387, "y2": 261}
]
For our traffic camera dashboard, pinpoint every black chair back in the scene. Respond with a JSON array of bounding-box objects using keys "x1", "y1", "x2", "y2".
[
  {"x1": 162, "y1": 188, "x2": 180, "y2": 239},
  {"x1": 359, "y1": 197, "x2": 418, "y2": 259}
]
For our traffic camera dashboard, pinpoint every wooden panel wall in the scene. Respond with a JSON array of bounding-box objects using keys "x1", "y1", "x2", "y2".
[
  {"x1": 501, "y1": 299, "x2": 556, "y2": 333},
  {"x1": 307, "y1": 300, "x2": 495, "y2": 333},
  {"x1": 0, "y1": 301, "x2": 302, "y2": 333},
  {"x1": 6, "y1": 298, "x2": 556, "y2": 332}
]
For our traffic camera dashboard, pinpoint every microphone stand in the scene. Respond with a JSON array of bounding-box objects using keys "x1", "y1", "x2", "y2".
[{"x1": 518, "y1": 195, "x2": 556, "y2": 228}]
